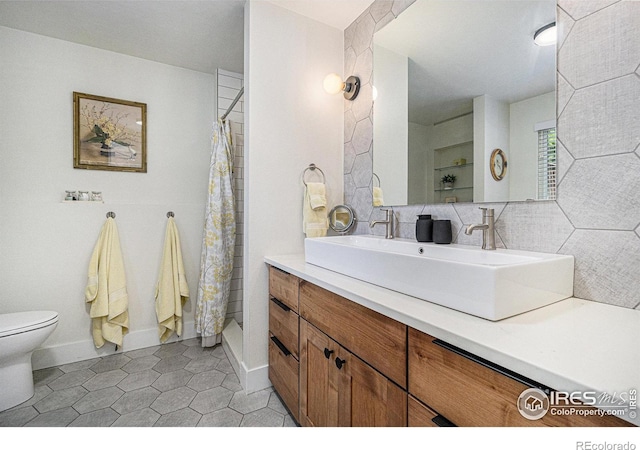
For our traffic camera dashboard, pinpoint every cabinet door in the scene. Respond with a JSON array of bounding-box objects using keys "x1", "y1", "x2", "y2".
[
  {"x1": 300, "y1": 319, "x2": 340, "y2": 427},
  {"x1": 300, "y1": 319, "x2": 407, "y2": 427},
  {"x1": 347, "y1": 352, "x2": 407, "y2": 427}
]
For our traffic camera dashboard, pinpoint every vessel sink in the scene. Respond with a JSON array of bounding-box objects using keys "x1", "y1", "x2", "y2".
[{"x1": 304, "y1": 235, "x2": 574, "y2": 320}]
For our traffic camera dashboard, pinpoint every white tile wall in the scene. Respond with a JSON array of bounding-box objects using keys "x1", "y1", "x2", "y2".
[
  {"x1": 345, "y1": 0, "x2": 640, "y2": 309},
  {"x1": 218, "y1": 69, "x2": 244, "y2": 325}
]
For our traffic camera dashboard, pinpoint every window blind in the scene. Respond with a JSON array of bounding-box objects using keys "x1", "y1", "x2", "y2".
[{"x1": 537, "y1": 127, "x2": 556, "y2": 200}]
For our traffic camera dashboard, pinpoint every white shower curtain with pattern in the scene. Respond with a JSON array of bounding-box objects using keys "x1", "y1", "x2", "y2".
[{"x1": 196, "y1": 119, "x2": 236, "y2": 347}]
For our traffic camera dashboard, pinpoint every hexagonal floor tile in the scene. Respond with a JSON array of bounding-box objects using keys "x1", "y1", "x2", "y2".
[
  {"x1": 153, "y1": 408, "x2": 202, "y2": 427},
  {"x1": 240, "y1": 408, "x2": 285, "y2": 427},
  {"x1": 197, "y1": 408, "x2": 243, "y2": 427},
  {"x1": 111, "y1": 408, "x2": 160, "y2": 427},
  {"x1": 73, "y1": 386, "x2": 123, "y2": 414},
  {"x1": 24, "y1": 407, "x2": 79, "y2": 427},
  {"x1": 112, "y1": 387, "x2": 160, "y2": 415},
  {"x1": 186, "y1": 370, "x2": 226, "y2": 392},
  {"x1": 122, "y1": 355, "x2": 161, "y2": 373},
  {"x1": 69, "y1": 408, "x2": 120, "y2": 427},
  {"x1": 33, "y1": 386, "x2": 87, "y2": 413},
  {"x1": 228, "y1": 389, "x2": 271, "y2": 415},
  {"x1": 154, "y1": 342, "x2": 187, "y2": 358},
  {"x1": 117, "y1": 370, "x2": 161, "y2": 392},
  {"x1": 189, "y1": 387, "x2": 234, "y2": 414},
  {"x1": 151, "y1": 369, "x2": 193, "y2": 392},
  {"x1": 152, "y1": 354, "x2": 190, "y2": 374},
  {"x1": 150, "y1": 386, "x2": 196, "y2": 415},
  {"x1": 90, "y1": 354, "x2": 131, "y2": 373},
  {"x1": 82, "y1": 369, "x2": 128, "y2": 391}
]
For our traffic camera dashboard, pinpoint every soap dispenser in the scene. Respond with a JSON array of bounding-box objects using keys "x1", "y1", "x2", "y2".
[{"x1": 416, "y1": 215, "x2": 433, "y2": 242}]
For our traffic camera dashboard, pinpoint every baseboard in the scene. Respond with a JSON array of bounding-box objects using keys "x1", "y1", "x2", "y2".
[
  {"x1": 243, "y1": 361, "x2": 271, "y2": 394},
  {"x1": 221, "y1": 319, "x2": 243, "y2": 381},
  {"x1": 32, "y1": 320, "x2": 198, "y2": 370}
]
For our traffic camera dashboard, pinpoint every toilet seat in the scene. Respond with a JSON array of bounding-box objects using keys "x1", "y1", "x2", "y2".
[{"x1": 0, "y1": 311, "x2": 59, "y2": 338}]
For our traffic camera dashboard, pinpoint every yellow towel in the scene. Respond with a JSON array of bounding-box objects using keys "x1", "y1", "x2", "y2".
[
  {"x1": 303, "y1": 186, "x2": 328, "y2": 237},
  {"x1": 306, "y1": 182, "x2": 327, "y2": 210},
  {"x1": 373, "y1": 186, "x2": 384, "y2": 207},
  {"x1": 85, "y1": 217, "x2": 129, "y2": 348},
  {"x1": 155, "y1": 217, "x2": 189, "y2": 343}
]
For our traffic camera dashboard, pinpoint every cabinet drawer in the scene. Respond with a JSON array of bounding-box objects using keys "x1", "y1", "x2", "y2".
[
  {"x1": 409, "y1": 328, "x2": 541, "y2": 427},
  {"x1": 269, "y1": 334, "x2": 299, "y2": 423},
  {"x1": 269, "y1": 296, "x2": 299, "y2": 359},
  {"x1": 408, "y1": 396, "x2": 456, "y2": 427},
  {"x1": 408, "y1": 328, "x2": 633, "y2": 427},
  {"x1": 269, "y1": 266, "x2": 299, "y2": 313},
  {"x1": 299, "y1": 281, "x2": 406, "y2": 388}
]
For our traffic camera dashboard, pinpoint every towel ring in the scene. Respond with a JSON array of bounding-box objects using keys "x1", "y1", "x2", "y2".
[
  {"x1": 167, "y1": 211, "x2": 175, "y2": 218},
  {"x1": 106, "y1": 211, "x2": 116, "y2": 219},
  {"x1": 303, "y1": 163, "x2": 326, "y2": 187},
  {"x1": 372, "y1": 173, "x2": 381, "y2": 187}
]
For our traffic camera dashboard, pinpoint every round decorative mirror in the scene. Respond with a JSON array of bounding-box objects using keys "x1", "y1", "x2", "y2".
[{"x1": 328, "y1": 205, "x2": 356, "y2": 233}]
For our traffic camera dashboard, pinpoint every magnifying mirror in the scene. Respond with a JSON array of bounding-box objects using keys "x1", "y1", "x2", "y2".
[{"x1": 328, "y1": 205, "x2": 356, "y2": 233}]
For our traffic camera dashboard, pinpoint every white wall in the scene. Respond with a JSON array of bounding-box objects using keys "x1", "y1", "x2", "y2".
[
  {"x1": 474, "y1": 94, "x2": 510, "y2": 202},
  {"x1": 0, "y1": 26, "x2": 215, "y2": 367},
  {"x1": 243, "y1": 2, "x2": 343, "y2": 391},
  {"x1": 407, "y1": 122, "x2": 430, "y2": 204},
  {"x1": 509, "y1": 91, "x2": 555, "y2": 201},
  {"x1": 372, "y1": 44, "x2": 408, "y2": 205}
]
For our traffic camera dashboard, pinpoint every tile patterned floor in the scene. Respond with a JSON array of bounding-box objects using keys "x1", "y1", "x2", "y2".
[{"x1": 0, "y1": 338, "x2": 296, "y2": 427}]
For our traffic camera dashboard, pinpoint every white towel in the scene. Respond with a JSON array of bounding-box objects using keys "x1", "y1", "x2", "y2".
[
  {"x1": 373, "y1": 186, "x2": 384, "y2": 207},
  {"x1": 85, "y1": 217, "x2": 129, "y2": 348},
  {"x1": 155, "y1": 217, "x2": 189, "y2": 343},
  {"x1": 303, "y1": 186, "x2": 328, "y2": 238},
  {"x1": 307, "y1": 182, "x2": 327, "y2": 210}
]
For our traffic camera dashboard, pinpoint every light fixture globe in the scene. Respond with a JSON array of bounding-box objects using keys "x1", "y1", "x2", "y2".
[
  {"x1": 534, "y1": 22, "x2": 556, "y2": 46},
  {"x1": 323, "y1": 73, "x2": 361, "y2": 101},
  {"x1": 323, "y1": 73, "x2": 344, "y2": 95}
]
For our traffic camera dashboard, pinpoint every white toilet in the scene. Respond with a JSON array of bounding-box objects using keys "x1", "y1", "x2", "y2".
[{"x1": 0, "y1": 311, "x2": 59, "y2": 411}]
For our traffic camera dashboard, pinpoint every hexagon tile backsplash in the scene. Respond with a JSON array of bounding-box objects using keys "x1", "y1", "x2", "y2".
[{"x1": 343, "y1": 0, "x2": 640, "y2": 309}]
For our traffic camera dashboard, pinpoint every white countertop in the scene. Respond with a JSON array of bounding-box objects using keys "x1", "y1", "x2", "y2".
[{"x1": 265, "y1": 254, "x2": 640, "y2": 426}]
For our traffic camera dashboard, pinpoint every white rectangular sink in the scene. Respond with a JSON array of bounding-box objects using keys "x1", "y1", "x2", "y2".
[{"x1": 304, "y1": 235, "x2": 574, "y2": 321}]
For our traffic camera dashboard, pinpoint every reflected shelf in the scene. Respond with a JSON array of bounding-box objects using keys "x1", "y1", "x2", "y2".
[{"x1": 434, "y1": 163, "x2": 474, "y2": 171}]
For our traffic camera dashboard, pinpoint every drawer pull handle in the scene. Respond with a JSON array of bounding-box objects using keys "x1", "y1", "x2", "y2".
[
  {"x1": 335, "y1": 357, "x2": 346, "y2": 370},
  {"x1": 323, "y1": 348, "x2": 334, "y2": 359},
  {"x1": 432, "y1": 339, "x2": 550, "y2": 392},
  {"x1": 431, "y1": 414, "x2": 456, "y2": 427},
  {"x1": 270, "y1": 336, "x2": 291, "y2": 357},
  {"x1": 270, "y1": 297, "x2": 291, "y2": 312}
]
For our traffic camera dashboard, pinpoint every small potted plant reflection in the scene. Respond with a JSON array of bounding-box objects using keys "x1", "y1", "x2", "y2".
[{"x1": 441, "y1": 174, "x2": 456, "y2": 190}]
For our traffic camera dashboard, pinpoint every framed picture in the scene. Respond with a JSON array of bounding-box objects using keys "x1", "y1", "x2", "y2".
[{"x1": 73, "y1": 92, "x2": 147, "y2": 172}]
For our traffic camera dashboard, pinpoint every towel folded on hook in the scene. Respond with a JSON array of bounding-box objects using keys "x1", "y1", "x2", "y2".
[
  {"x1": 373, "y1": 187, "x2": 385, "y2": 207},
  {"x1": 303, "y1": 185, "x2": 328, "y2": 238},
  {"x1": 306, "y1": 182, "x2": 327, "y2": 210},
  {"x1": 155, "y1": 217, "x2": 189, "y2": 343},
  {"x1": 85, "y1": 217, "x2": 129, "y2": 349}
]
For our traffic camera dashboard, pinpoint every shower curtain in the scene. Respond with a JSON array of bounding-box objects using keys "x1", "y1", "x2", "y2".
[{"x1": 196, "y1": 118, "x2": 236, "y2": 347}]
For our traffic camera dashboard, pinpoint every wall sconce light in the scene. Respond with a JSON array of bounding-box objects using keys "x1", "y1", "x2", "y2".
[
  {"x1": 533, "y1": 22, "x2": 556, "y2": 46},
  {"x1": 323, "y1": 73, "x2": 360, "y2": 101}
]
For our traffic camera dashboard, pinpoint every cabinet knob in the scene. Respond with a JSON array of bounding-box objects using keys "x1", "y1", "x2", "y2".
[
  {"x1": 335, "y1": 357, "x2": 346, "y2": 370},
  {"x1": 324, "y1": 348, "x2": 334, "y2": 359}
]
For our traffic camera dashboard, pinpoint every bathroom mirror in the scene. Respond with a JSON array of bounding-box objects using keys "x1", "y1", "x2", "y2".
[
  {"x1": 372, "y1": 0, "x2": 556, "y2": 206},
  {"x1": 328, "y1": 205, "x2": 356, "y2": 233}
]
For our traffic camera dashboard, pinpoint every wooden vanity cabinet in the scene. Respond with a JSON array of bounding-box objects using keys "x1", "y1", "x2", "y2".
[
  {"x1": 268, "y1": 266, "x2": 300, "y2": 422},
  {"x1": 267, "y1": 264, "x2": 633, "y2": 428},
  {"x1": 299, "y1": 319, "x2": 407, "y2": 427}
]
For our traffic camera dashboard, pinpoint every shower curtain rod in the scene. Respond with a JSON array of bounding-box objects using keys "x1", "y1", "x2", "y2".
[{"x1": 220, "y1": 86, "x2": 244, "y2": 121}]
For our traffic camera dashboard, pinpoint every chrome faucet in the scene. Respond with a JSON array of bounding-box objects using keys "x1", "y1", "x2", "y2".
[
  {"x1": 370, "y1": 208, "x2": 395, "y2": 239},
  {"x1": 465, "y1": 207, "x2": 496, "y2": 250}
]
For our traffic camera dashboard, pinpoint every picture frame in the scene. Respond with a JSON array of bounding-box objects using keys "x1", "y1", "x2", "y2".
[{"x1": 73, "y1": 92, "x2": 147, "y2": 172}]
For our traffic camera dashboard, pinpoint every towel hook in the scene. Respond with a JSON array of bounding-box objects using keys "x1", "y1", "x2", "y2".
[
  {"x1": 303, "y1": 163, "x2": 326, "y2": 187},
  {"x1": 167, "y1": 211, "x2": 175, "y2": 218},
  {"x1": 106, "y1": 211, "x2": 116, "y2": 219}
]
